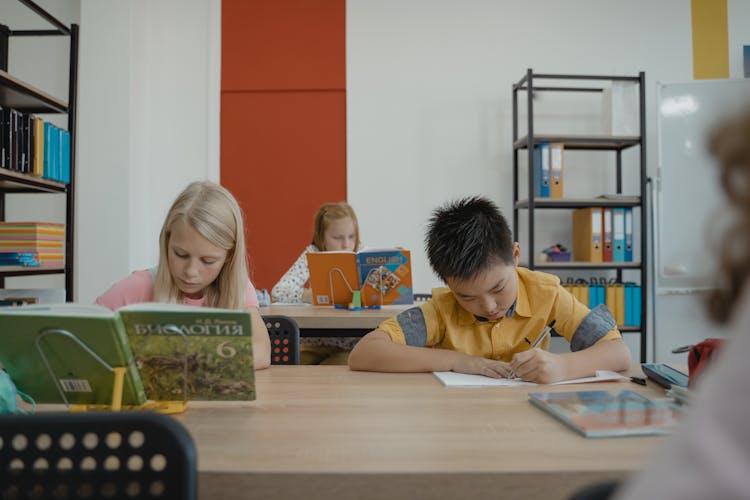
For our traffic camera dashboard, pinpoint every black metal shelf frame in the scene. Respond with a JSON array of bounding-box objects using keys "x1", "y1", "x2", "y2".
[
  {"x1": 0, "y1": 0, "x2": 78, "y2": 298},
  {"x1": 511, "y1": 69, "x2": 647, "y2": 362}
]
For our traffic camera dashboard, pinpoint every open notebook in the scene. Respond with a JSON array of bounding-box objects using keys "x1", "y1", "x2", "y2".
[{"x1": 433, "y1": 370, "x2": 626, "y2": 387}]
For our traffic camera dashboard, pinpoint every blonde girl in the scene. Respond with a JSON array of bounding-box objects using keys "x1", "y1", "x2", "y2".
[{"x1": 96, "y1": 180, "x2": 271, "y2": 369}]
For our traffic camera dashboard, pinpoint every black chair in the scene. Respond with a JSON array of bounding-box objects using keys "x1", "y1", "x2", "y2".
[
  {"x1": 569, "y1": 480, "x2": 621, "y2": 500},
  {"x1": 0, "y1": 410, "x2": 197, "y2": 500},
  {"x1": 263, "y1": 315, "x2": 300, "y2": 365}
]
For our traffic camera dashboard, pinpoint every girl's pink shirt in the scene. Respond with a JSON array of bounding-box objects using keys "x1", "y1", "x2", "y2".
[{"x1": 95, "y1": 269, "x2": 260, "y2": 311}]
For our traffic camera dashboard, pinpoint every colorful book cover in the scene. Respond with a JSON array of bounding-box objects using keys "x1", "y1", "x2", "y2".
[
  {"x1": 307, "y1": 248, "x2": 413, "y2": 306},
  {"x1": 357, "y1": 249, "x2": 413, "y2": 306},
  {"x1": 529, "y1": 390, "x2": 682, "y2": 438},
  {"x1": 118, "y1": 303, "x2": 255, "y2": 401},
  {"x1": 0, "y1": 303, "x2": 147, "y2": 405}
]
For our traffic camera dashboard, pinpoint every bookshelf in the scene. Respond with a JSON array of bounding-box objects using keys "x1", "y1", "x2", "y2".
[
  {"x1": 0, "y1": 1, "x2": 78, "y2": 300},
  {"x1": 511, "y1": 69, "x2": 647, "y2": 361}
]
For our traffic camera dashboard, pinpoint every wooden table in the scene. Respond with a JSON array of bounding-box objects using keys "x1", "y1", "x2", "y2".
[
  {"x1": 259, "y1": 304, "x2": 411, "y2": 337},
  {"x1": 180, "y1": 366, "x2": 666, "y2": 500}
]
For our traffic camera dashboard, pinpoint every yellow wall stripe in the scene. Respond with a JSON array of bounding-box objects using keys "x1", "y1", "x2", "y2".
[{"x1": 691, "y1": 0, "x2": 729, "y2": 79}]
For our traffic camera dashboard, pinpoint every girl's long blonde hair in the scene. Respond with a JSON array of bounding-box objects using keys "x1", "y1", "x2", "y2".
[
  {"x1": 707, "y1": 108, "x2": 750, "y2": 324},
  {"x1": 311, "y1": 202, "x2": 361, "y2": 251},
  {"x1": 154, "y1": 181, "x2": 248, "y2": 309}
]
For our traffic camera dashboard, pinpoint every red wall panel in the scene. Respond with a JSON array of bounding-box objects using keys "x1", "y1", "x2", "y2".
[
  {"x1": 222, "y1": 0, "x2": 346, "y2": 290},
  {"x1": 221, "y1": 92, "x2": 346, "y2": 289},
  {"x1": 222, "y1": 0, "x2": 345, "y2": 91}
]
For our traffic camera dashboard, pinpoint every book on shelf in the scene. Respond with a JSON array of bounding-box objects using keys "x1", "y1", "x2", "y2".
[
  {"x1": 0, "y1": 302, "x2": 256, "y2": 406},
  {"x1": 0, "y1": 222, "x2": 65, "y2": 266},
  {"x1": 0, "y1": 288, "x2": 65, "y2": 306},
  {"x1": 307, "y1": 248, "x2": 413, "y2": 306},
  {"x1": 529, "y1": 389, "x2": 682, "y2": 438}
]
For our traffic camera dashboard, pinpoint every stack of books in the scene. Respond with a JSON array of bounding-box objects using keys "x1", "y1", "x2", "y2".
[
  {"x1": 0, "y1": 222, "x2": 65, "y2": 267},
  {"x1": 1, "y1": 106, "x2": 72, "y2": 184}
]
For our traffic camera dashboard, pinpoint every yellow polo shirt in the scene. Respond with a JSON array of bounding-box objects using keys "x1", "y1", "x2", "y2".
[{"x1": 378, "y1": 267, "x2": 621, "y2": 361}]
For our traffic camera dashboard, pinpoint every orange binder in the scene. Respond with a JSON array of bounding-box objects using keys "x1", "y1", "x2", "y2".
[
  {"x1": 605, "y1": 285, "x2": 617, "y2": 321},
  {"x1": 550, "y1": 142, "x2": 564, "y2": 198},
  {"x1": 602, "y1": 207, "x2": 613, "y2": 262},
  {"x1": 572, "y1": 207, "x2": 603, "y2": 262}
]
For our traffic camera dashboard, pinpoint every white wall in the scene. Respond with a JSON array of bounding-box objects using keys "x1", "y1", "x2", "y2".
[
  {"x1": 75, "y1": 0, "x2": 221, "y2": 304},
  {"x1": 347, "y1": 0, "x2": 750, "y2": 362}
]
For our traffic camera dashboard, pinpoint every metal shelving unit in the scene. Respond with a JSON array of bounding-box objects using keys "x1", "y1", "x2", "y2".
[
  {"x1": 512, "y1": 69, "x2": 647, "y2": 362},
  {"x1": 0, "y1": 0, "x2": 78, "y2": 300}
]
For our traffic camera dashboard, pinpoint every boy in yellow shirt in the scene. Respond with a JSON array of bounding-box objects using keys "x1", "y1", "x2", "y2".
[{"x1": 349, "y1": 196, "x2": 631, "y2": 383}]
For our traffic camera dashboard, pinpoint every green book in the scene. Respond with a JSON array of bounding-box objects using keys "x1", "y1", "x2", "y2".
[
  {"x1": 0, "y1": 302, "x2": 255, "y2": 405},
  {"x1": 0, "y1": 303, "x2": 147, "y2": 405},
  {"x1": 117, "y1": 303, "x2": 255, "y2": 401}
]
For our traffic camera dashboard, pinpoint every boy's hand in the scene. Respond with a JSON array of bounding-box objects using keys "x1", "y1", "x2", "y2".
[
  {"x1": 510, "y1": 349, "x2": 566, "y2": 384},
  {"x1": 451, "y1": 353, "x2": 515, "y2": 379}
]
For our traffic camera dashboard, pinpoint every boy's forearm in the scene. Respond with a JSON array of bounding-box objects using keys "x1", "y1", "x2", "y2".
[
  {"x1": 349, "y1": 329, "x2": 462, "y2": 373},
  {"x1": 558, "y1": 338, "x2": 632, "y2": 379}
]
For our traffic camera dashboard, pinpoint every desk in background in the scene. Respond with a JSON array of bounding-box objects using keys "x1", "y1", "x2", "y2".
[
  {"x1": 259, "y1": 304, "x2": 411, "y2": 337},
  {"x1": 183, "y1": 366, "x2": 664, "y2": 500}
]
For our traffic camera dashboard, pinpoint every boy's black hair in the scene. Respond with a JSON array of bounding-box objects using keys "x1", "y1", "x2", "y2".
[{"x1": 425, "y1": 196, "x2": 514, "y2": 281}]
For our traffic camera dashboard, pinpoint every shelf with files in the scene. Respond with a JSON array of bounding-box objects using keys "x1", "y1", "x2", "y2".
[
  {"x1": 0, "y1": 1, "x2": 78, "y2": 299},
  {"x1": 511, "y1": 69, "x2": 647, "y2": 361}
]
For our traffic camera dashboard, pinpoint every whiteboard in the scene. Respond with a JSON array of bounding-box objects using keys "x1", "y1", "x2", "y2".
[{"x1": 656, "y1": 79, "x2": 750, "y2": 289}]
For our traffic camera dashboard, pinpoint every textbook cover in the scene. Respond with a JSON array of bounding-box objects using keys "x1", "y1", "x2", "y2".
[
  {"x1": 529, "y1": 390, "x2": 682, "y2": 438},
  {"x1": 307, "y1": 248, "x2": 413, "y2": 306},
  {"x1": 0, "y1": 303, "x2": 147, "y2": 406},
  {"x1": 119, "y1": 303, "x2": 255, "y2": 401}
]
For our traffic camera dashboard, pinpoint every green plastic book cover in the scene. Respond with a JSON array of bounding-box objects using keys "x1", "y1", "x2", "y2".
[
  {"x1": 529, "y1": 390, "x2": 682, "y2": 438},
  {"x1": 118, "y1": 303, "x2": 255, "y2": 401},
  {"x1": 0, "y1": 303, "x2": 147, "y2": 405}
]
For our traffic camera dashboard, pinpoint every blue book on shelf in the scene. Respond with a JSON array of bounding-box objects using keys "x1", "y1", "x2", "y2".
[
  {"x1": 624, "y1": 284, "x2": 633, "y2": 326},
  {"x1": 61, "y1": 129, "x2": 70, "y2": 184},
  {"x1": 589, "y1": 285, "x2": 599, "y2": 308},
  {"x1": 43, "y1": 122, "x2": 53, "y2": 180}
]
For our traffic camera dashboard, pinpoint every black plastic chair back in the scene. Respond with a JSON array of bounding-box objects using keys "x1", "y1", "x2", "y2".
[
  {"x1": 263, "y1": 315, "x2": 300, "y2": 365},
  {"x1": 0, "y1": 411, "x2": 197, "y2": 500}
]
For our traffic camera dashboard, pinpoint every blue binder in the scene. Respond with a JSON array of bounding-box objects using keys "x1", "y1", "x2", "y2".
[
  {"x1": 612, "y1": 207, "x2": 625, "y2": 262},
  {"x1": 533, "y1": 145, "x2": 551, "y2": 198},
  {"x1": 540, "y1": 143, "x2": 550, "y2": 197},
  {"x1": 624, "y1": 284, "x2": 634, "y2": 326},
  {"x1": 624, "y1": 207, "x2": 633, "y2": 262}
]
